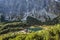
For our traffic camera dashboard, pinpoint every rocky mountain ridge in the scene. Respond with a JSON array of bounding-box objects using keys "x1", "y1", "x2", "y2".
[{"x1": 0, "y1": 0, "x2": 60, "y2": 22}]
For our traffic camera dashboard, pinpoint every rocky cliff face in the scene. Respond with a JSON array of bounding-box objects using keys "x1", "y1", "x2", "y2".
[{"x1": 0, "y1": 0, "x2": 59, "y2": 22}]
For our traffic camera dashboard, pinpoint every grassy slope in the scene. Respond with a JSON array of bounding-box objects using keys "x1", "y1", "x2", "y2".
[
  {"x1": 0, "y1": 22, "x2": 60, "y2": 40},
  {"x1": 8, "y1": 24, "x2": 60, "y2": 40}
]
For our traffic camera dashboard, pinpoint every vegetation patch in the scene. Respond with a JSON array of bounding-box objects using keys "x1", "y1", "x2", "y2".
[{"x1": 0, "y1": 24, "x2": 60, "y2": 40}]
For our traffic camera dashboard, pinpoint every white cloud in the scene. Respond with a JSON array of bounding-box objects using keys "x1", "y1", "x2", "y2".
[{"x1": 55, "y1": 0, "x2": 58, "y2": 1}]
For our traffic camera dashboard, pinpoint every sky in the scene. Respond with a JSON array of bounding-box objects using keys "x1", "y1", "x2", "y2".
[{"x1": 55, "y1": 0, "x2": 60, "y2": 1}]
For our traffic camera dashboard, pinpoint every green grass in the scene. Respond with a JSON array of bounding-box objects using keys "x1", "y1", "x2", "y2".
[
  {"x1": 0, "y1": 23, "x2": 60, "y2": 40},
  {"x1": 0, "y1": 22, "x2": 29, "y2": 35},
  {"x1": 11, "y1": 24, "x2": 60, "y2": 40}
]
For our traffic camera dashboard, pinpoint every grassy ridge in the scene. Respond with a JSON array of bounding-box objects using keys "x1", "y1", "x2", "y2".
[
  {"x1": 0, "y1": 24, "x2": 60, "y2": 40},
  {"x1": 0, "y1": 22, "x2": 28, "y2": 35}
]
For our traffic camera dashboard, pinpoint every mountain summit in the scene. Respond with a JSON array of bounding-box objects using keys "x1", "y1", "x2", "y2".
[{"x1": 0, "y1": 0, "x2": 59, "y2": 22}]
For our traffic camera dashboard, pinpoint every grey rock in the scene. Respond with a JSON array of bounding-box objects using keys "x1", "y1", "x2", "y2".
[{"x1": 0, "y1": 0, "x2": 59, "y2": 22}]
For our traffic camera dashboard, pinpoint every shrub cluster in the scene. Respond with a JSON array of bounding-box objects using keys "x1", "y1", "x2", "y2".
[
  {"x1": 0, "y1": 24, "x2": 60, "y2": 40},
  {"x1": 26, "y1": 16, "x2": 60, "y2": 25},
  {"x1": 26, "y1": 16, "x2": 42, "y2": 25},
  {"x1": 0, "y1": 22, "x2": 28, "y2": 35}
]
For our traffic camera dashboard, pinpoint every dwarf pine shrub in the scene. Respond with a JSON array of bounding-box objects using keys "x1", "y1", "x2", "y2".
[{"x1": 0, "y1": 24, "x2": 60, "y2": 40}]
